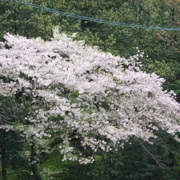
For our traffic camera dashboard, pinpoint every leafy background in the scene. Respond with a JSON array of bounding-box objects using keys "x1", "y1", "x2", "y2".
[{"x1": 0, "y1": 0, "x2": 180, "y2": 179}]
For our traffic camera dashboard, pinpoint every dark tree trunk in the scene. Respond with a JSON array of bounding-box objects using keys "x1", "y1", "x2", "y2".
[
  {"x1": 1, "y1": 130, "x2": 7, "y2": 180},
  {"x1": 30, "y1": 145, "x2": 42, "y2": 180}
]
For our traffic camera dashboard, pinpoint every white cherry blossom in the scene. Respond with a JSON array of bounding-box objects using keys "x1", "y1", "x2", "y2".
[{"x1": 0, "y1": 30, "x2": 180, "y2": 164}]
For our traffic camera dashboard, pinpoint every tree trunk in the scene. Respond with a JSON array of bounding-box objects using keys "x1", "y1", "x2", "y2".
[
  {"x1": 30, "y1": 144, "x2": 42, "y2": 180},
  {"x1": 1, "y1": 130, "x2": 7, "y2": 180}
]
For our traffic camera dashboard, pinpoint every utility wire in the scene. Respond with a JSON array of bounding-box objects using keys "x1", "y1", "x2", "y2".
[{"x1": 10, "y1": 0, "x2": 180, "y2": 31}]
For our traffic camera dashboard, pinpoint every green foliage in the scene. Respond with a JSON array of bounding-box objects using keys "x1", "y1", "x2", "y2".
[
  {"x1": 77, "y1": 136, "x2": 180, "y2": 180},
  {"x1": 0, "y1": 0, "x2": 54, "y2": 40},
  {"x1": 1, "y1": 0, "x2": 180, "y2": 179},
  {"x1": 141, "y1": 58, "x2": 175, "y2": 80},
  {"x1": 38, "y1": 149, "x2": 84, "y2": 180}
]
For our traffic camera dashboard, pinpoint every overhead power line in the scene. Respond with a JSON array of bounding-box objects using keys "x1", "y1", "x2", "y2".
[{"x1": 10, "y1": 0, "x2": 180, "y2": 31}]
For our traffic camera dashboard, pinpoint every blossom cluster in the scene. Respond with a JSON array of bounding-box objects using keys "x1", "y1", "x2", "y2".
[{"x1": 0, "y1": 29, "x2": 180, "y2": 163}]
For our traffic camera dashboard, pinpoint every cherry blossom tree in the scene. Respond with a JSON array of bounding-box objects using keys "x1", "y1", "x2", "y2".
[{"x1": 0, "y1": 29, "x2": 180, "y2": 179}]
